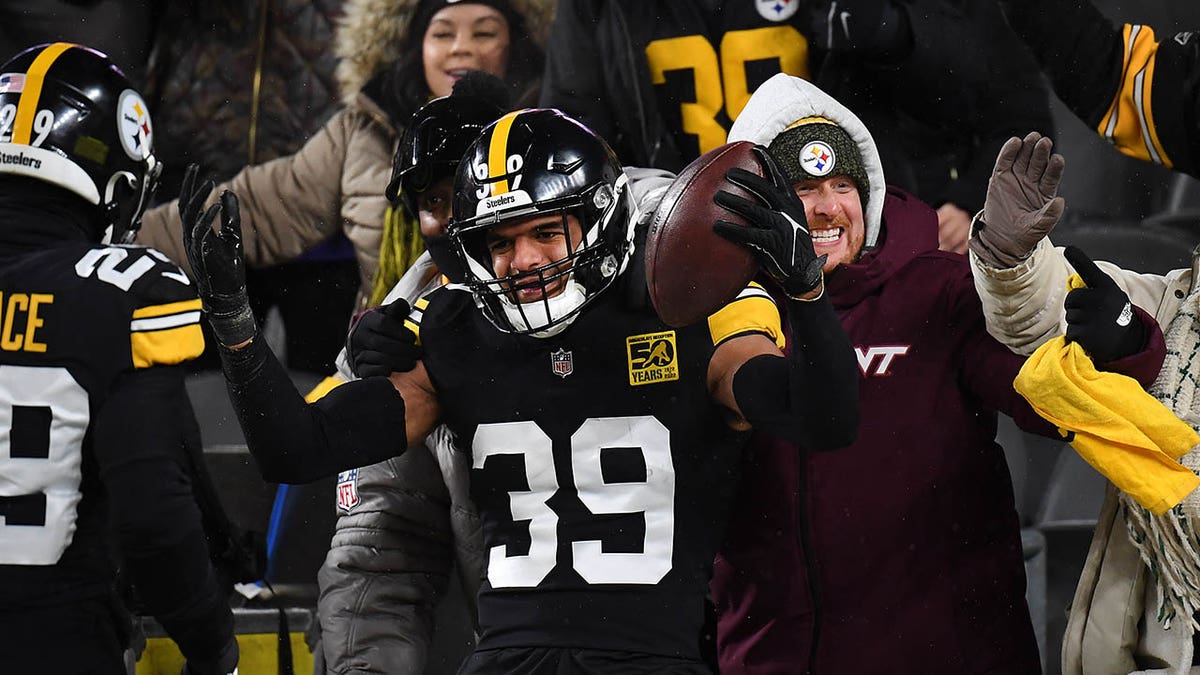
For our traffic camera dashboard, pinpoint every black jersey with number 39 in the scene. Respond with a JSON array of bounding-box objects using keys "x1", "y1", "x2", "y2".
[
  {"x1": 0, "y1": 241, "x2": 203, "y2": 605},
  {"x1": 414, "y1": 282, "x2": 782, "y2": 659}
]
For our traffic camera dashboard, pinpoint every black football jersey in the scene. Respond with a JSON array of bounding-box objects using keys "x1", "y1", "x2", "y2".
[
  {"x1": 414, "y1": 283, "x2": 783, "y2": 659},
  {"x1": 633, "y1": 1, "x2": 812, "y2": 162},
  {"x1": 0, "y1": 242, "x2": 203, "y2": 604}
]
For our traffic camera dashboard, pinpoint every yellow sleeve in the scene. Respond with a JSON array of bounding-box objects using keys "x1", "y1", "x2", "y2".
[
  {"x1": 1097, "y1": 24, "x2": 1173, "y2": 167},
  {"x1": 129, "y1": 298, "x2": 205, "y2": 368},
  {"x1": 706, "y1": 282, "x2": 785, "y2": 349}
]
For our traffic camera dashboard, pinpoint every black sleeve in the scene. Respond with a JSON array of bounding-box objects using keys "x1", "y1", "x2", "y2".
[
  {"x1": 91, "y1": 366, "x2": 233, "y2": 664},
  {"x1": 218, "y1": 336, "x2": 408, "y2": 484},
  {"x1": 999, "y1": 0, "x2": 1123, "y2": 129},
  {"x1": 539, "y1": 0, "x2": 617, "y2": 141},
  {"x1": 731, "y1": 295, "x2": 860, "y2": 449}
]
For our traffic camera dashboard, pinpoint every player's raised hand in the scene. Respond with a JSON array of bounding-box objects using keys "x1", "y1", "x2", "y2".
[
  {"x1": 970, "y1": 131, "x2": 1066, "y2": 268},
  {"x1": 713, "y1": 145, "x2": 826, "y2": 300},
  {"x1": 346, "y1": 298, "x2": 422, "y2": 378},
  {"x1": 1063, "y1": 246, "x2": 1144, "y2": 363},
  {"x1": 179, "y1": 164, "x2": 256, "y2": 348}
]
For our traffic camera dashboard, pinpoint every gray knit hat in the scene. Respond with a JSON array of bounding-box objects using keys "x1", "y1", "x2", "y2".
[{"x1": 768, "y1": 116, "x2": 870, "y2": 210}]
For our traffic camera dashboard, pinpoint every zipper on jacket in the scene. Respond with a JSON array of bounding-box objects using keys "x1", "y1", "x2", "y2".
[
  {"x1": 248, "y1": 0, "x2": 270, "y2": 165},
  {"x1": 797, "y1": 451, "x2": 822, "y2": 674}
]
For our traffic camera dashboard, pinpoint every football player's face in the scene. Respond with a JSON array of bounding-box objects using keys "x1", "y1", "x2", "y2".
[
  {"x1": 415, "y1": 176, "x2": 454, "y2": 238},
  {"x1": 486, "y1": 213, "x2": 583, "y2": 304},
  {"x1": 422, "y1": 4, "x2": 511, "y2": 99},
  {"x1": 793, "y1": 175, "x2": 865, "y2": 273}
]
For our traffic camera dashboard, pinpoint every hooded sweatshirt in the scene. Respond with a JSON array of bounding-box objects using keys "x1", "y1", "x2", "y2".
[{"x1": 711, "y1": 74, "x2": 1165, "y2": 674}]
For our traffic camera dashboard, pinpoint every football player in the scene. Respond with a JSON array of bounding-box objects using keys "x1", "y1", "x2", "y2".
[
  {"x1": 183, "y1": 108, "x2": 859, "y2": 672},
  {"x1": 0, "y1": 44, "x2": 237, "y2": 675}
]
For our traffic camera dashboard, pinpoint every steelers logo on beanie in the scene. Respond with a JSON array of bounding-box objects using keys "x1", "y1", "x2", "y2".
[{"x1": 767, "y1": 116, "x2": 870, "y2": 211}]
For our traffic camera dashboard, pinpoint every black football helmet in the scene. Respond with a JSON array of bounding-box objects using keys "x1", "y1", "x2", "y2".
[
  {"x1": 450, "y1": 109, "x2": 633, "y2": 337},
  {"x1": 386, "y1": 90, "x2": 507, "y2": 219},
  {"x1": 0, "y1": 43, "x2": 161, "y2": 243}
]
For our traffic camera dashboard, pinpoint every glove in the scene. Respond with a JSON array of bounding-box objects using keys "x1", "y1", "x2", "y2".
[
  {"x1": 809, "y1": 0, "x2": 912, "y2": 58},
  {"x1": 346, "y1": 298, "x2": 422, "y2": 378},
  {"x1": 181, "y1": 635, "x2": 238, "y2": 675},
  {"x1": 970, "y1": 131, "x2": 1066, "y2": 269},
  {"x1": 1063, "y1": 246, "x2": 1144, "y2": 363},
  {"x1": 179, "y1": 164, "x2": 257, "y2": 348},
  {"x1": 713, "y1": 145, "x2": 827, "y2": 300}
]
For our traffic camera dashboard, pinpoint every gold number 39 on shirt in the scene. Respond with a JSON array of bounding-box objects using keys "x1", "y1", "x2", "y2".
[
  {"x1": 474, "y1": 416, "x2": 675, "y2": 587},
  {"x1": 644, "y1": 26, "x2": 809, "y2": 155}
]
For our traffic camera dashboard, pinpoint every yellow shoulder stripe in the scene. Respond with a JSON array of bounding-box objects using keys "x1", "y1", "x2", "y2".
[
  {"x1": 707, "y1": 282, "x2": 784, "y2": 348},
  {"x1": 305, "y1": 375, "x2": 346, "y2": 403},
  {"x1": 131, "y1": 325, "x2": 204, "y2": 368},
  {"x1": 130, "y1": 298, "x2": 204, "y2": 368},
  {"x1": 1097, "y1": 24, "x2": 1173, "y2": 167}
]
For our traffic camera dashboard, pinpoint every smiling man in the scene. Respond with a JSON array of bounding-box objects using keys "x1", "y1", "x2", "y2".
[{"x1": 708, "y1": 73, "x2": 1167, "y2": 674}]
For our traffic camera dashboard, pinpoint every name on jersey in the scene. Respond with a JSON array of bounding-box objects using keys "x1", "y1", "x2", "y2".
[
  {"x1": 0, "y1": 292, "x2": 52, "y2": 353},
  {"x1": 627, "y1": 330, "x2": 679, "y2": 386}
]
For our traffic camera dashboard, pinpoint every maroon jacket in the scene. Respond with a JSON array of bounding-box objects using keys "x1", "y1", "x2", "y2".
[{"x1": 712, "y1": 188, "x2": 1165, "y2": 674}]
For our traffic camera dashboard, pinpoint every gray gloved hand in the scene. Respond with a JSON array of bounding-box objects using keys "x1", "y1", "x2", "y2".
[{"x1": 969, "y1": 131, "x2": 1066, "y2": 268}]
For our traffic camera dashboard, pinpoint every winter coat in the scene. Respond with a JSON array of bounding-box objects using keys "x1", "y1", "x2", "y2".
[
  {"x1": 316, "y1": 167, "x2": 676, "y2": 674},
  {"x1": 971, "y1": 240, "x2": 1200, "y2": 674},
  {"x1": 135, "y1": 0, "x2": 556, "y2": 309},
  {"x1": 711, "y1": 75, "x2": 1164, "y2": 674},
  {"x1": 143, "y1": 1, "x2": 344, "y2": 199}
]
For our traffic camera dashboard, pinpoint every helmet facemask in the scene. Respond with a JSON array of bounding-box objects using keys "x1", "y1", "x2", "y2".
[{"x1": 453, "y1": 174, "x2": 633, "y2": 338}]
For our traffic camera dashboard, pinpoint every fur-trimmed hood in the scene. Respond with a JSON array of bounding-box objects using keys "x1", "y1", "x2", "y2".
[
  {"x1": 728, "y1": 74, "x2": 887, "y2": 249},
  {"x1": 334, "y1": 0, "x2": 556, "y2": 104}
]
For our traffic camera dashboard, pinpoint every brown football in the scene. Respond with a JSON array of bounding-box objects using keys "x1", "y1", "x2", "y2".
[{"x1": 645, "y1": 140, "x2": 761, "y2": 327}]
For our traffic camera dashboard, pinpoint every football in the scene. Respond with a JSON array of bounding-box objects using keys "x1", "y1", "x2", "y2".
[{"x1": 645, "y1": 140, "x2": 761, "y2": 327}]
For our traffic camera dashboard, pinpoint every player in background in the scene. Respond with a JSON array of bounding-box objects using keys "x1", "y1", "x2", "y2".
[
  {"x1": 181, "y1": 107, "x2": 859, "y2": 673},
  {"x1": 0, "y1": 44, "x2": 237, "y2": 675}
]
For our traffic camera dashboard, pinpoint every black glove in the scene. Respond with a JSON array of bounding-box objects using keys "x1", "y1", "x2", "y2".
[
  {"x1": 180, "y1": 164, "x2": 257, "y2": 348},
  {"x1": 809, "y1": 0, "x2": 912, "y2": 58},
  {"x1": 346, "y1": 297, "x2": 421, "y2": 378},
  {"x1": 1063, "y1": 246, "x2": 1144, "y2": 363},
  {"x1": 181, "y1": 635, "x2": 238, "y2": 675},
  {"x1": 714, "y1": 145, "x2": 827, "y2": 299}
]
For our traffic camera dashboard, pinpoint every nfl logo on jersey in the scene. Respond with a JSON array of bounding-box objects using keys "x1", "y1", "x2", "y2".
[
  {"x1": 336, "y1": 469, "x2": 360, "y2": 512},
  {"x1": 551, "y1": 348, "x2": 573, "y2": 378}
]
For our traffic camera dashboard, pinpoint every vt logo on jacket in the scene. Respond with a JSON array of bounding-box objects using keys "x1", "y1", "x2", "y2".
[{"x1": 855, "y1": 345, "x2": 909, "y2": 376}]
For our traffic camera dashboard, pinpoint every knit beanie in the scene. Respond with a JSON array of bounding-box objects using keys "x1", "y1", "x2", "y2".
[{"x1": 768, "y1": 116, "x2": 870, "y2": 212}]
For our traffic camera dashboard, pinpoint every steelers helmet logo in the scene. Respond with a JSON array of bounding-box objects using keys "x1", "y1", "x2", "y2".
[
  {"x1": 756, "y1": 0, "x2": 799, "y2": 22},
  {"x1": 800, "y1": 141, "x2": 835, "y2": 177},
  {"x1": 117, "y1": 89, "x2": 152, "y2": 161}
]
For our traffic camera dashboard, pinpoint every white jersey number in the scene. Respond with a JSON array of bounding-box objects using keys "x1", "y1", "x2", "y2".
[
  {"x1": 0, "y1": 365, "x2": 89, "y2": 565},
  {"x1": 473, "y1": 415, "x2": 675, "y2": 588}
]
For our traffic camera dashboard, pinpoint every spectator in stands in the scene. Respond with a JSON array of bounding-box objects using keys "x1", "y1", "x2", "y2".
[
  {"x1": 709, "y1": 74, "x2": 1164, "y2": 674},
  {"x1": 539, "y1": 0, "x2": 1054, "y2": 254},
  {"x1": 971, "y1": 131, "x2": 1200, "y2": 674},
  {"x1": 134, "y1": 0, "x2": 554, "y2": 372},
  {"x1": 1000, "y1": 0, "x2": 1200, "y2": 178}
]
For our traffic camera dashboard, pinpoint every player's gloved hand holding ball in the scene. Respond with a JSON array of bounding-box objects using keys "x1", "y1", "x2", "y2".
[
  {"x1": 346, "y1": 298, "x2": 422, "y2": 379},
  {"x1": 1063, "y1": 246, "x2": 1145, "y2": 363},
  {"x1": 713, "y1": 145, "x2": 827, "y2": 300},
  {"x1": 179, "y1": 163, "x2": 257, "y2": 348}
]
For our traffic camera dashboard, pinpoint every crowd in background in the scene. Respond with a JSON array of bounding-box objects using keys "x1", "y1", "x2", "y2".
[{"x1": 5, "y1": 0, "x2": 1200, "y2": 674}]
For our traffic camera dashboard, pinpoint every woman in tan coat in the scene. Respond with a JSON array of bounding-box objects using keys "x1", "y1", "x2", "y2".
[{"x1": 136, "y1": 0, "x2": 554, "y2": 312}]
